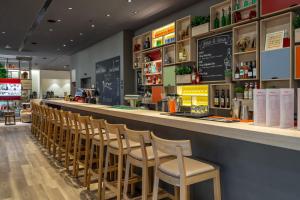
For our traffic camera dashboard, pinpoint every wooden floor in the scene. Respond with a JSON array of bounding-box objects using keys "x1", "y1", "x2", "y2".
[{"x1": 0, "y1": 125, "x2": 91, "y2": 200}]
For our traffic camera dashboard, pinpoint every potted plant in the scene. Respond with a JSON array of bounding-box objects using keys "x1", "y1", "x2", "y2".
[
  {"x1": 234, "y1": 86, "x2": 244, "y2": 99},
  {"x1": 294, "y1": 13, "x2": 300, "y2": 43},
  {"x1": 224, "y1": 69, "x2": 232, "y2": 83},
  {"x1": 191, "y1": 16, "x2": 210, "y2": 37},
  {"x1": 175, "y1": 66, "x2": 192, "y2": 84}
]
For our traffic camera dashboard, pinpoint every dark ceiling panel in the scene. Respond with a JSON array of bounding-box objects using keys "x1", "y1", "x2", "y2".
[{"x1": 0, "y1": 0, "x2": 200, "y2": 70}]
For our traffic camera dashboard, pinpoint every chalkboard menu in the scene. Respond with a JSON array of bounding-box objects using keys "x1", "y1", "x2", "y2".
[
  {"x1": 96, "y1": 56, "x2": 121, "y2": 105},
  {"x1": 198, "y1": 32, "x2": 232, "y2": 82}
]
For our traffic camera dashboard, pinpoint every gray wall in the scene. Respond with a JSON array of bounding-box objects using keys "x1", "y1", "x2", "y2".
[{"x1": 135, "y1": 0, "x2": 223, "y2": 35}]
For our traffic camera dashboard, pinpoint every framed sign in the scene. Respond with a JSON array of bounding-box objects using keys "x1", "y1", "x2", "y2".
[
  {"x1": 265, "y1": 31, "x2": 284, "y2": 51},
  {"x1": 197, "y1": 32, "x2": 232, "y2": 82},
  {"x1": 96, "y1": 56, "x2": 121, "y2": 105}
]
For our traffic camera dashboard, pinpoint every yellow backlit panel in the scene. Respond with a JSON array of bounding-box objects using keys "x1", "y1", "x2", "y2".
[{"x1": 178, "y1": 85, "x2": 209, "y2": 106}]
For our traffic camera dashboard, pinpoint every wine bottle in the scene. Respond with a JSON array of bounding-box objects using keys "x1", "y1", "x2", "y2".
[
  {"x1": 240, "y1": 62, "x2": 245, "y2": 79},
  {"x1": 214, "y1": 12, "x2": 220, "y2": 29},
  {"x1": 221, "y1": 89, "x2": 226, "y2": 108},
  {"x1": 221, "y1": 8, "x2": 226, "y2": 27},
  {"x1": 226, "y1": 89, "x2": 230, "y2": 108},
  {"x1": 248, "y1": 61, "x2": 253, "y2": 79},
  {"x1": 227, "y1": 6, "x2": 232, "y2": 25},
  {"x1": 214, "y1": 89, "x2": 220, "y2": 107},
  {"x1": 244, "y1": 62, "x2": 249, "y2": 79},
  {"x1": 252, "y1": 61, "x2": 257, "y2": 79},
  {"x1": 235, "y1": 65, "x2": 240, "y2": 79}
]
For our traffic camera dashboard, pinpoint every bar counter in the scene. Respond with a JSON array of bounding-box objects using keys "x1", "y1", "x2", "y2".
[{"x1": 45, "y1": 99, "x2": 300, "y2": 200}]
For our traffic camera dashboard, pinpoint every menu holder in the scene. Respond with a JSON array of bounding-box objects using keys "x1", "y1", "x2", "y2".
[
  {"x1": 266, "y1": 89, "x2": 280, "y2": 127},
  {"x1": 280, "y1": 89, "x2": 294, "y2": 129},
  {"x1": 253, "y1": 89, "x2": 266, "y2": 126},
  {"x1": 298, "y1": 88, "x2": 300, "y2": 130},
  {"x1": 265, "y1": 31, "x2": 284, "y2": 51}
]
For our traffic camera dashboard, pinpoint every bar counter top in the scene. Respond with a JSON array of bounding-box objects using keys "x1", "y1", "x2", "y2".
[{"x1": 44, "y1": 99, "x2": 300, "y2": 151}]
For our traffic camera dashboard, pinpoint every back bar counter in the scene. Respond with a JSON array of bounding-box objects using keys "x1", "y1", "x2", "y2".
[{"x1": 45, "y1": 99, "x2": 300, "y2": 200}]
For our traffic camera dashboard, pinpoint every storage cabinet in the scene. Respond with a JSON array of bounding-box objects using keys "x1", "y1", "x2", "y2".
[
  {"x1": 261, "y1": 48, "x2": 291, "y2": 80},
  {"x1": 163, "y1": 66, "x2": 176, "y2": 87},
  {"x1": 261, "y1": 0, "x2": 300, "y2": 16}
]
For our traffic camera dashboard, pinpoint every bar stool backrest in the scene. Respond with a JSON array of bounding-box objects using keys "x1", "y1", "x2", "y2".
[
  {"x1": 104, "y1": 121, "x2": 126, "y2": 150},
  {"x1": 124, "y1": 127, "x2": 151, "y2": 158},
  {"x1": 78, "y1": 116, "x2": 92, "y2": 136},
  {"x1": 90, "y1": 118, "x2": 106, "y2": 144}
]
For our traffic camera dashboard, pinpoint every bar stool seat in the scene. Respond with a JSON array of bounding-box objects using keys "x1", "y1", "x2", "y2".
[
  {"x1": 159, "y1": 157, "x2": 215, "y2": 177},
  {"x1": 93, "y1": 133, "x2": 117, "y2": 141},
  {"x1": 109, "y1": 139, "x2": 140, "y2": 149},
  {"x1": 129, "y1": 146, "x2": 169, "y2": 161}
]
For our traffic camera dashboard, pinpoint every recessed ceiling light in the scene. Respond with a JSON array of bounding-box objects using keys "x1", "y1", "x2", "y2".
[
  {"x1": 79, "y1": 32, "x2": 83, "y2": 36},
  {"x1": 91, "y1": 24, "x2": 95, "y2": 28},
  {"x1": 68, "y1": 7, "x2": 72, "y2": 10},
  {"x1": 128, "y1": 0, "x2": 132, "y2": 2},
  {"x1": 64, "y1": 65, "x2": 67, "y2": 68},
  {"x1": 5, "y1": 45, "x2": 11, "y2": 49},
  {"x1": 2, "y1": 31, "x2": 6, "y2": 34},
  {"x1": 70, "y1": 39, "x2": 74, "y2": 42},
  {"x1": 132, "y1": 11, "x2": 138, "y2": 14},
  {"x1": 57, "y1": 19, "x2": 62, "y2": 22},
  {"x1": 49, "y1": 28, "x2": 53, "y2": 32},
  {"x1": 105, "y1": 14, "x2": 111, "y2": 17},
  {"x1": 63, "y1": 44, "x2": 66, "y2": 47}
]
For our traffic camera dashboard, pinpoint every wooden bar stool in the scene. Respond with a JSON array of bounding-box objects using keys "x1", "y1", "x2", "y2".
[
  {"x1": 46, "y1": 108, "x2": 56, "y2": 153},
  {"x1": 123, "y1": 128, "x2": 172, "y2": 200},
  {"x1": 103, "y1": 121, "x2": 141, "y2": 200},
  {"x1": 56, "y1": 111, "x2": 71, "y2": 162},
  {"x1": 64, "y1": 112, "x2": 80, "y2": 173},
  {"x1": 87, "y1": 119, "x2": 119, "y2": 196},
  {"x1": 36, "y1": 105, "x2": 44, "y2": 140},
  {"x1": 41, "y1": 107, "x2": 51, "y2": 147},
  {"x1": 31, "y1": 103, "x2": 37, "y2": 135},
  {"x1": 51, "y1": 109, "x2": 62, "y2": 158},
  {"x1": 74, "y1": 116, "x2": 94, "y2": 186},
  {"x1": 151, "y1": 132, "x2": 222, "y2": 200}
]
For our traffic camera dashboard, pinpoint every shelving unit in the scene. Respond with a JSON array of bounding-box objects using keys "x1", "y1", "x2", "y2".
[
  {"x1": 231, "y1": 0, "x2": 259, "y2": 25},
  {"x1": 152, "y1": 23, "x2": 175, "y2": 48},
  {"x1": 260, "y1": 12, "x2": 294, "y2": 88},
  {"x1": 163, "y1": 44, "x2": 176, "y2": 66},
  {"x1": 210, "y1": 0, "x2": 232, "y2": 31},
  {"x1": 232, "y1": 21, "x2": 259, "y2": 81},
  {"x1": 142, "y1": 48, "x2": 163, "y2": 86}
]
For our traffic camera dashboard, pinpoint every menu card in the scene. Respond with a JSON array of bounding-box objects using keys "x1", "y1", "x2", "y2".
[
  {"x1": 253, "y1": 89, "x2": 266, "y2": 126},
  {"x1": 280, "y1": 89, "x2": 294, "y2": 129},
  {"x1": 298, "y1": 89, "x2": 300, "y2": 130},
  {"x1": 266, "y1": 89, "x2": 280, "y2": 127}
]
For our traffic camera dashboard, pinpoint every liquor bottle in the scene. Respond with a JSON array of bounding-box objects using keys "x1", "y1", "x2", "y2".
[
  {"x1": 244, "y1": 62, "x2": 249, "y2": 79},
  {"x1": 227, "y1": 6, "x2": 232, "y2": 25},
  {"x1": 196, "y1": 72, "x2": 201, "y2": 84},
  {"x1": 221, "y1": 89, "x2": 226, "y2": 108},
  {"x1": 214, "y1": 89, "x2": 220, "y2": 107},
  {"x1": 192, "y1": 66, "x2": 196, "y2": 84},
  {"x1": 252, "y1": 61, "x2": 257, "y2": 79},
  {"x1": 248, "y1": 82, "x2": 253, "y2": 99},
  {"x1": 235, "y1": 0, "x2": 240, "y2": 10},
  {"x1": 221, "y1": 8, "x2": 226, "y2": 27},
  {"x1": 283, "y1": 29, "x2": 290, "y2": 48},
  {"x1": 226, "y1": 89, "x2": 231, "y2": 108},
  {"x1": 248, "y1": 61, "x2": 253, "y2": 79},
  {"x1": 243, "y1": 0, "x2": 249, "y2": 8},
  {"x1": 214, "y1": 12, "x2": 220, "y2": 29},
  {"x1": 182, "y1": 48, "x2": 187, "y2": 61},
  {"x1": 240, "y1": 62, "x2": 245, "y2": 79},
  {"x1": 244, "y1": 83, "x2": 249, "y2": 99},
  {"x1": 235, "y1": 65, "x2": 240, "y2": 79}
]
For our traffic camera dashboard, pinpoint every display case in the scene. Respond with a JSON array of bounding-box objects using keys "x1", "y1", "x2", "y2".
[
  {"x1": 232, "y1": 0, "x2": 258, "y2": 25},
  {"x1": 142, "y1": 48, "x2": 163, "y2": 86},
  {"x1": 210, "y1": 0, "x2": 232, "y2": 31},
  {"x1": 260, "y1": 12, "x2": 294, "y2": 88},
  {"x1": 233, "y1": 21, "x2": 259, "y2": 81},
  {"x1": 210, "y1": 83, "x2": 233, "y2": 110},
  {"x1": 152, "y1": 23, "x2": 175, "y2": 48}
]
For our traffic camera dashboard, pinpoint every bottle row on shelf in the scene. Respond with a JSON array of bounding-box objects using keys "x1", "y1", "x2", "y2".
[
  {"x1": 214, "y1": 89, "x2": 231, "y2": 108},
  {"x1": 234, "y1": 60, "x2": 257, "y2": 80}
]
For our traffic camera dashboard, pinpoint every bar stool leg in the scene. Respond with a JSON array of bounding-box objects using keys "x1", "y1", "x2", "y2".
[
  {"x1": 123, "y1": 157, "x2": 131, "y2": 199},
  {"x1": 142, "y1": 164, "x2": 149, "y2": 200},
  {"x1": 152, "y1": 171, "x2": 159, "y2": 200},
  {"x1": 180, "y1": 185, "x2": 189, "y2": 200},
  {"x1": 213, "y1": 170, "x2": 221, "y2": 200},
  {"x1": 87, "y1": 140, "x2": 95, "y2": 191},
  {"x1": 98, "y1": 144, "x2": 104, "y2": 199},
  {"x1": 117, "y1": 153, "x2": 123, "y2": 200},
  {"x1": 102, "y1": 150, "x2": 110, "y2": 200}
]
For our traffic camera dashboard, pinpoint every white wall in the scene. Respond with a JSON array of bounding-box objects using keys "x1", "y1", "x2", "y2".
[{"x1": 32, "y1": 69, "x2": 71, "y2": 98}]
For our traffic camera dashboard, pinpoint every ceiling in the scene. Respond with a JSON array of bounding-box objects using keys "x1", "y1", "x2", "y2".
[{"x1": 0, "y1": 0, "x2": 200, "y2": 70}]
